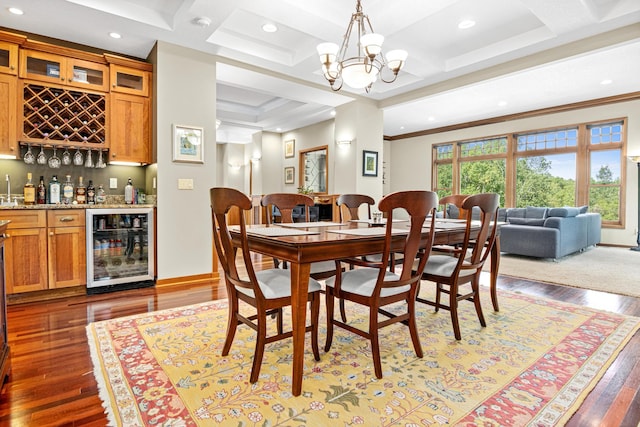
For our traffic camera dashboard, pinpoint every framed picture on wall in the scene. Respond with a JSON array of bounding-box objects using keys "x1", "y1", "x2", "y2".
[
  {"x1": 172, "y1": 124, "x2": 204, "y2": 163},
  {"x1": 362, "y1": 150, "x2": 378, "y2": 176},
  {"x1": 284, "y1": 139, "x2": 295, "y2": 158},
  {"x1": 284, "y1": 166, "x2": 295, "y2": 184}
]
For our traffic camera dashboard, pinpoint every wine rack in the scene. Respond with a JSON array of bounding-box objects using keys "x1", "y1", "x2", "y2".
[{"x1": 22, "y1": 83, "x2": 106, "y2": 147}]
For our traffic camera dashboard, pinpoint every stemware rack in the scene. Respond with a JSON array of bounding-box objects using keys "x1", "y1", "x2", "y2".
[{"x1": 21, "y1": 83, "x2": 107, "y2": 147}]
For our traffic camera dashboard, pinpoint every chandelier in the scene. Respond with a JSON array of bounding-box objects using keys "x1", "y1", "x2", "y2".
[{"x1": 316, "y1": 0, "x2": 408, "y2": 92}]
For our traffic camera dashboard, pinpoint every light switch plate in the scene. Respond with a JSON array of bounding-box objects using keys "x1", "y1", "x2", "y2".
[
  {"x1": 109, "y1": 178, "x2": 117, "y2": 189},
  {"x1": 178, "y1": 178, "x2": 194, "y2": 190}
]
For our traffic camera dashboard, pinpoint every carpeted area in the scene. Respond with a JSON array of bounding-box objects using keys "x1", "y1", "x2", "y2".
[
  {"x1": 87, "y1": 288, "x2": 640, "y2": 426},
  {"x1": 487, "y1": 246, "x2": 640, "y2": 298}
]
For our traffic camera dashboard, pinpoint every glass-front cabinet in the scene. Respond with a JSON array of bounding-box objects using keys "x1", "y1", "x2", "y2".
[
  {"x1": 86, "y1": 208, "x2": 154, "y2": 292},
  {"x1": 0, "y1": 41, "x2": 18, "y2": 75},
  {"x1": 20, "y1": 49, "x2": 109, "y2": 92}
]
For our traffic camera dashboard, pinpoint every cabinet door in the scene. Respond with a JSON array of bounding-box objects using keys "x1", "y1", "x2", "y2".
[
  {"x1": 110, "y1": 65, "x2": 150, "y2": 97},
  {"x1": 19, "y1": 50, "x2": 66, "y2": 85},
  {"x1": 109, "y1": 92, "x2": 150, "y2": 164},
  {"x1": 48, "y1": 226, "x2": 86, "y2": 288},
  {"x1": 66, "y1": 58, "x2": 109, "y2": 92},
  {"x1": 0, "y1": 74, "x2": 18, "y2": 157},
  {"x1": 5, "y1": 228, "x2": 48, "y2": 294},
  {"x1": 0, "y1": 41, "x2": 18, "y2": 75}
]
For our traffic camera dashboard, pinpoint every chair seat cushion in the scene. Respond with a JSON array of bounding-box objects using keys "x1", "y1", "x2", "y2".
[
  {"x1": 415, "y1": 254, "x2": 477, "y2": 279},
  {"x1": 310, "y1": 260, "x2": 337, "y2": 275},
  {"x1": 237, "y1": 269, "x2": 322, "y2": 299},
  {"x1": 326, "y1": 268, "x2": 407, "y2": 297}
]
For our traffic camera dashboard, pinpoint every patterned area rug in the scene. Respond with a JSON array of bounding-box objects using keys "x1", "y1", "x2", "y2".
[{"x1": 87, "y1": 288, "x2": 640, "y2": 426}]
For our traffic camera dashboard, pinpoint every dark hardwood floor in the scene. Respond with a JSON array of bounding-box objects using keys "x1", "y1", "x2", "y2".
[{"x1": 1, "y1": 258, "x2": 639, "y2": 426}]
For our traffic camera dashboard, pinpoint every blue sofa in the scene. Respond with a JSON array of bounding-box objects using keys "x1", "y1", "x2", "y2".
[{"x1": 498, "y1": 206, "x2": 601, "y2": 259}]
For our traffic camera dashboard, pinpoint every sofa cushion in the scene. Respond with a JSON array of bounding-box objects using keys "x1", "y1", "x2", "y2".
[
  {"x1": 497, "y1": 208, "x2": 508, "y2": 222},
  {"x1": 547, "y1": 207, "x2": 579, "y2": 218},
  {"x1": 508, "y1": 217, "x2": 546, "y2": 226},
  {"x1": 507, "y1": 208, "x2": 526, "y2": 219},
  {"x1": 447, "y1": 204, "x2": 460, "y2": 219},
  {"x1": 526, "y1": 206, "x2": 548, "y2": 219}
]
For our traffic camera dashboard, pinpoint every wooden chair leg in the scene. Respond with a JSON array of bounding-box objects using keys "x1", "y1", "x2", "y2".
[
  {"x1": 276, "y1": 308, "x2": 283, "y2": 335},
  {"x1": 449, "y1": 284, "x2": 462, "y2": 341},
  {"x1": 339, "y1": 299, "x2": 347, "y2": 322},
  {"x1": 472, "y1": 277, "x2": 486, "y2": 327},
  {"x1": 407, "y1": 294, "x2": 423, "y2": 358},
  {"x1": 435, "y1": 283, "x2": 442, "y2": 312},
  {"x1": 369, "y1": 307, "x2": 383, "y2": 379},
  {"x1": 324, "y1": 288, "x2": 335, "y2": 352},
  {"x1": 250, "y1": 310, "x2": 268, "y2": 383},
  {"x1": 222, "y1": 296, "x2": 239, "y2": 356},
  {"x1": 311, "y1": 294, "x2": 320, "y2": 361}
]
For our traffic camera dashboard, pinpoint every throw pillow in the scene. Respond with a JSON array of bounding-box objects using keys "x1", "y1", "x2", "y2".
[
  {"x1": 547, "y1": 207, "x2": 579, "y2": 218},
  {"x1": 526, "y1": 206, "x2": 548, "y2": 219},
  {"x1": 578, "y1": 205, "x2": 588, "y2": 214}
]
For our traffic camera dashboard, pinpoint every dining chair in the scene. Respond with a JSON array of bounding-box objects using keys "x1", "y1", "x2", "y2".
[
  {"x1": 337, "y1": 194, "x2": 375, "y2": 222},
  {"x1": 440, "y1": 194, "x2": 470, "y2": 219},
  {"x1": 210, "y1": 187, "x2": 321, "y2": 383},
  {"x1": 415, "y1": 192, "x2": 499, "y2": 340},
  {"x1": 325, "y1": 190, "x2": 439, "y2": 379},
  {"x1": 261, "y1": 193, "x2": 339, "y2": 280}
]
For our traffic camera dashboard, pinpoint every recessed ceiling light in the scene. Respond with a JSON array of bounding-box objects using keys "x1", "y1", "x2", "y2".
[
  {"x1": 498, "y1": 100, "x2": 508, "y2": 107},
  {"x1": 276, "y1": 128, "x2": 282, "y2": 132},
  {"x1": 400, "y1": 126, "x2": 405, "y2": 130},
  {"x1": 262, "y1": 23, "x2": 278, "y2": 33},
  {"x1": 458, "y1": 19, "x2": 476, "y2": 29},
  {"x1": 8, "y1": 7, "x2": 24, "y2": 15},
  {"x1": 600, "y1": 79, "x2": 613, "y2": 85},
  {"x1": 109, "y1": 32, "x2": 122, "y2": 39},
  {"x1": 330, "y1": 110, "x2": 336, "y2": 117},
  {"x1": 427, "y1": 116, "x2": 435, "y2": 121}
]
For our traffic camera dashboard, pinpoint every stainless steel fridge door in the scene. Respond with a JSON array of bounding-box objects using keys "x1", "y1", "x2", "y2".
[{"x1": 86, "y1": 208, "x2": 154, "y2": 289}]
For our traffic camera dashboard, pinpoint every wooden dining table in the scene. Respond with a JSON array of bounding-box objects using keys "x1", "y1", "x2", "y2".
[{"x1": 229, "y1": 219, "x2": 500, "y2": 396}]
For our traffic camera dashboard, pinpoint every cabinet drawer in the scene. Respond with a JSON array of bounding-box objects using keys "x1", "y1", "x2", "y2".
[
  {"x1": 2, "y1": 210, "x2": 46, "y2": 229},
  {"x1": 47, "y1": 210, "x2": 85, "y2": 227}
]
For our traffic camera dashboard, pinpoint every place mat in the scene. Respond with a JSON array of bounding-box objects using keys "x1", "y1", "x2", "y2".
[
  {"x1": 278, "y1": 221, "x2": 344, "y2": 228},
  {"x1": 242, "y1": 226, "x2": 319, "y2": 236},
  {"x1": 327, "y1": 227, "x2": 409, "y2": 236},
  {"x1": 433, "y1": 222, "x2": 468, "y2": 229},
  {"x1": 350, "y1": 219, "x2": 408, "y2": 225}
]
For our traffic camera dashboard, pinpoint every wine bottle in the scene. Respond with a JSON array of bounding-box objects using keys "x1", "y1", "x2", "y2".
[
  {"x1": 23, "y1": 173, "x2": 36, "y2": 205},
  {"x1": 96, "y1": 184, "x2": 106, "y2": 204},
  {"x1": 37, "y1": 176, "x2": 47, "y2": 204},
  {"x1": 62, "y1": 174, "x2": 74, "y2": 204},
  {"x1": 86, "y1": 180, "x2": 96, "y2": 204},
  {"x1": 49, "y1": 175, "x2": 61, "y2": 204},
  {"x1": 75, "y1": 176, "x2": 86, "y2": 204},
  {"x1": 124, "y1": 178, "x2": 134, "y2": 204}
]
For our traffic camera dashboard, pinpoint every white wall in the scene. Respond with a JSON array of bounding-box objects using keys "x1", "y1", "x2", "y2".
[
  {"x1": 389, "y1": 99, "x2": 640, "y2": 246},
  {"x1": 152, "y1": 41, "x2": 217, "y2": 280}
]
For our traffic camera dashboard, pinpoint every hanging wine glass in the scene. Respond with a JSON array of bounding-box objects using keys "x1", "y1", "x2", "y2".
[
  {"x1": 96, "y1": 150, "x2": 106, "y2": 168},
  {"x1": 48, "y1": 146, "x2": 61, "y2": 169},
  {"x1": 62, "y1": 147, "x2": 72, "y2": 166},
  {"x1": 85, "y1": 148, "x2": 94, "y2": 168},
  {"x1": 37, "y1": 145, "x2": 47, "y2": 165},
  {"x1": 23, "y1": 144, "x2": 36, "y2": 165},
  {"x1": 73, "y1": 148, "x2": 83, "y2": 166}
]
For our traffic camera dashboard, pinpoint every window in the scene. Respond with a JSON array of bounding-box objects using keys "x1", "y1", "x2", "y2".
[{"x1": 432, "y1": 119, "x2": 626, "y2": 227}]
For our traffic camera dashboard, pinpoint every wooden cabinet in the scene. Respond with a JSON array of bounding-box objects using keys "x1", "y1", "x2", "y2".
[
  {"x1": 19, "y1": 49, "x2": 109, "y2": 92},
  {"x1": 0, "y1": 41, "x2": 18, "y2": 75},
  {"x1": 0, "y1": 74, "x2": 18, "y2": 157},
  {"x1": 3, "y1": 209, "x2": 86, "y2": 294},
  {"x1": 109, "y1": 92, "x2": 151, "y2": 164},
  {"x1": 47, "y1": 210, "x2": 85, "y2": 289},
  {"x1": 0, "y1": 222, "x2": 10, "y2": 391},
  {"x1": 109, "y1": 64, "x2": 150, "y2": 97},
  {"x1": 3, "y1": 210, "x2": 48, "y2": 293}
]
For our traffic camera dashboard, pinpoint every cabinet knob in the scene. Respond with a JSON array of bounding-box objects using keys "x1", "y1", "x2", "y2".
[
  {"x1": 49, "y1": 231, "x2": 54, "y2": 236},
  {"x1": 10, "y1": 65, "x2": 15, "y2": 70},
  {"x1": 3, "y1": 234, "x2": 9, "y2": 238}
]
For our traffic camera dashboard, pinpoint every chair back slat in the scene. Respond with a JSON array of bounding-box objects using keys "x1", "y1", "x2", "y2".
[
  {"x1": 261, "y1": 193, "x2": 314, "y2": 224},
  {"x1": 336, "y1": 194, "x2": 374, "y2": 222},
  {"x1": 377, "y1": 191, "x2": 438, "y2": 289},
  {"x1": 462, "y1": 193, "x2": 500, "y2": 268}
]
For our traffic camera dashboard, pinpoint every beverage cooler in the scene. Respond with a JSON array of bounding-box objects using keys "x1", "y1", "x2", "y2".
[{"x1": 86, "y1": 208, "x2": 155, "y2": 293}]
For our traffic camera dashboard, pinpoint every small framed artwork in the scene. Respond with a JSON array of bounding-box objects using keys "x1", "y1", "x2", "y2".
[
  {"x1": 284, "y1": 139, "x2": 295, "y2": 158},
  {"x1": 362, "y1": 150, "x2": 378, "y2": 176},
  {"x1": 173, "y1": 124, "x2": 204, "y2": 163},
  {"x1": 284, "y1": 166, "x2": 295, "y2": 184}
]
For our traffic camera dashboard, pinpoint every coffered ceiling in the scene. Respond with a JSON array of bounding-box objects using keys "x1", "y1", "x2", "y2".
[{"x1": 1, "y1": 0, "x2": 639, "y2": 143}]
